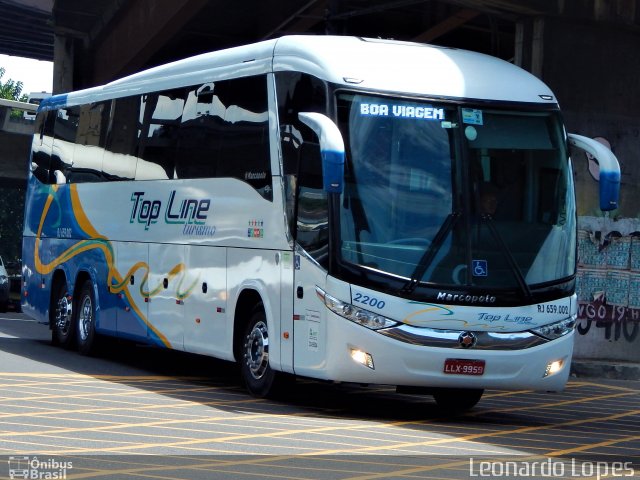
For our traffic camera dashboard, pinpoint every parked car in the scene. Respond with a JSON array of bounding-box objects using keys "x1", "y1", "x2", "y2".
[{"x1": 0, "y1": 256, "x2": 8, "y2": 312}]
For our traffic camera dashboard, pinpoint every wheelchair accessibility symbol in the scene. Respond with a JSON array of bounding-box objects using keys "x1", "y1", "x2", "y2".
[{"x1": 472, "y1": 260, "x2": 488, "y2": 277}]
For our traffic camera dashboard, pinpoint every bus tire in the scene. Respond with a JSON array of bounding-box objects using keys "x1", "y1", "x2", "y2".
[
  {"x1": 75, "y1": 280, "x2": 98, "y2": 356},
  {"x1": 433, "y1": 388, "x2": 484, "y2": 413},
  {"x1": 51, "y1": 280, "x2": 74, "y2": 348},
  {"x1": 240, "y1": 307, "x2": 278, "y2": 398}
]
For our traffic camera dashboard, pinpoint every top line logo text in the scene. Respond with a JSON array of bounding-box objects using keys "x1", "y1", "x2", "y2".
[{"x1": 130, "y1": 190, "x2": 211, "y2": 230}]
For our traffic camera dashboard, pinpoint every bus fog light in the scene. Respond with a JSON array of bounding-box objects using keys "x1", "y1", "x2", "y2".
[
  {"x1": 544, "y1": 358, "x2": 565, "y2": 377},
  {"x1": 350, "y1": 348, "x2": 374, "y2": 369}
]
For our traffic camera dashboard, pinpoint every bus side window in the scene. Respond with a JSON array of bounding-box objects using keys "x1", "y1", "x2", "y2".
[
  {"x1": 103, "y1": 96, "x2": 140, "y2": 181},
  {"x1": 30, "y1": 110, "x2": 55, "y2": 184},
  {"x1": 176, "y1": 83, "x2": 222, "y2": 179},
  {"x1": 215, "y1": 76, "x2": 271, "y2": 200},
  {"x1": 71, "y1": 101, "x2": 111, "y2": 183},
  {"x1": 51, "y1": 106, "x2": 80, "y2": 184},
  {"x1": 275, "y1": 72, "x2": 327, "y2": 174},
  {"x1": 275, "y1": 71, "x2": 328, "y2": 242},
  {"x1": 138, "y1": 89, "x2": 186, "y2": 180},
  {"x1": 176, "y1": 76, "x2": 272, "y2": 200}
]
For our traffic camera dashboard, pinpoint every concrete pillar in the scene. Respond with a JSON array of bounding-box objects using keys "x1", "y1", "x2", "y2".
[
  {"x1": 514, "y1": 16, "x2": 545, "y2": 78},
  {"x1": 52, "y1": 33, "x2": 74, "y2": 94}
]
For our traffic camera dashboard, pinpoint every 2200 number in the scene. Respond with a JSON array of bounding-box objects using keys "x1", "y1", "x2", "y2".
[{"x1": 353, "y1": 293, "x2": 386, "y2": 310}]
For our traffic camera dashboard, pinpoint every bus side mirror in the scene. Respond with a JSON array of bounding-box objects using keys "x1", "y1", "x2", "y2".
[
  {"x1": 567, "y1": 133, "x2": 620, "y2": 211},
  {"x1": 298, "y1": 112, "x2": 345, "y2": 194}
]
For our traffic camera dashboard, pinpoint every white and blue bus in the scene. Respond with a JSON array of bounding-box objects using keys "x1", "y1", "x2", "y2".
[{"x1": 22, "y1": 36, "x2": 620, "y2": 410}]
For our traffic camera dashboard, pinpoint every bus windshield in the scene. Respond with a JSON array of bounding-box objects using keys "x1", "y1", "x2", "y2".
[{"x1": 336, "y1": 92, "x2": 575, "y2": 292}]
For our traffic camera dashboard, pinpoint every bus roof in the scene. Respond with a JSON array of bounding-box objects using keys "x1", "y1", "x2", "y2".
[{"x1": 42, "y1": 35, "x2": 557, "y2": 110}]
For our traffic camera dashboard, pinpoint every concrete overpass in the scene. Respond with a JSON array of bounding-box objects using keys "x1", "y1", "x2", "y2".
[{"x1": 1, "y1": 1, "x2": 638, "y2": 88}]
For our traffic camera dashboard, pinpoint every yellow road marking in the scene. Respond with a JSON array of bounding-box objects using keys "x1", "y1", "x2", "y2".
[
  {"x1": 547, "y1": 433, "x2": 640, "y2": 457},
  {"x1": 18, "y1": 403, "x2": 638, "y2": 455},
  {"x1": 468, "y1": 390, "x2": 635, "y2": 416},
  {"x1": 0, "y1": 372, "x2": 637, "y2": 466},
  {"x1": 0, "y1": 396, "x2": 268, "y2": 421},
  {"x1": 0, "y1": 383, "x2": 635, "y2": 447},
  {"x1": 0, "y1": 383, "x2": 219, "y2": 401},
  {"x1": 565, "y1": 380, "x2": 640, "y2": 393}
]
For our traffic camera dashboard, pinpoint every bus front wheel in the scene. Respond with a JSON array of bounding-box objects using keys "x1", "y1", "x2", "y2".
[
  {"x1": 75, "y1": 280, "x2": 98, "y2": 356},
  {"x1": 433, "y1": 388, "x2": 484, "y2": 413},
  {"x1": 240, "y1": 308, "x2": 277, "y2": 398}
]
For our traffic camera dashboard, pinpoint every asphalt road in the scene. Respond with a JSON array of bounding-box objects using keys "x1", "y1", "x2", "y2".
[{"x1": 0, "y1": 313, "x2": 638, "y2": 479}]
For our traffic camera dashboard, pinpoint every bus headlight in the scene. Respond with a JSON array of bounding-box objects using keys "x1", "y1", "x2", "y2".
[
  {"x1": 316, "y1": 287, "x2": 399, "y2": 330},
  {"x1": 530, "y1": 316, "x2": 576, "y2": 340}
]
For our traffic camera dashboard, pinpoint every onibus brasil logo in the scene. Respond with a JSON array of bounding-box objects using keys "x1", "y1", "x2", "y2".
[{"x1": 7, "y1": 456, "x2": 73, "y2": 479}]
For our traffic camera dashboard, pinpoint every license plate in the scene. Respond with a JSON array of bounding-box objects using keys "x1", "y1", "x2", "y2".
[{"x1": 443, "y1": 359, "x2": 485, "y2": 376}]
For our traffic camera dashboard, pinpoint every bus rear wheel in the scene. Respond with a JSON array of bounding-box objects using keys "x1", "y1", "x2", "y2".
[
  {"x1": 75, "y1": 280, "x2": 98, "y2": 356},
  {"x1": 240, "y1": 308, "x2": 277, "y2": 398},
  {"x1": 51, "y1": 281, "x2": 74, "y2": 348},
  {"x1": 433, "y1": 388, "x2": 484, "y2": 413}
]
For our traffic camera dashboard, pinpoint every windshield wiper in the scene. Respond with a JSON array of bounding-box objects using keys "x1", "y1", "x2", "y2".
[
  {"x1": 481, "y1": 214, "x2": 532, "y2": 300},
  {"x1": 401, "y1": 212, "x2": 461, "y2": 295}
]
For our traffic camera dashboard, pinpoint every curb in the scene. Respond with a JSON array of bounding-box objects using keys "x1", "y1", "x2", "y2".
[{"x1": 571, "y1": 360, "x2": 640, "y2": 381}]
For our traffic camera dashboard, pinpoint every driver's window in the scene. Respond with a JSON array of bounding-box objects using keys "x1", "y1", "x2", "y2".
[{"x1": 275, "y1": 71, "x2": 329, "y2": 261}]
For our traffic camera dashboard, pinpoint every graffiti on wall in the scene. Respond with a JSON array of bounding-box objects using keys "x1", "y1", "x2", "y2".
[
  {"x1": 577, "y1": 302, "x2": 640, "y2": 343},
  {"x1": 572, "y1": 132, "x2": 640, "y2": 346},
  {"x1": 576, "y1": 225, "x2": 640, "y2": 343}
]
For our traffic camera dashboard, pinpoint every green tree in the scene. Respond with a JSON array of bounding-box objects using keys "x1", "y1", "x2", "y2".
[{"x1": 0, "y1": 67, "x2": 27, "y2": 101}]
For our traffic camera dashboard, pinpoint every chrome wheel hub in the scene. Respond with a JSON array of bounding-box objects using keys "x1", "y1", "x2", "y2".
[
  {"x1": 55, "y1": 295, "x2": 72, "y2": 334},
  {"x1": 245, "y1": 320, "x2": 269, "y2": 380},
  {"x1": 78, "y1": 296, "x2": 93, "y2": 341}
]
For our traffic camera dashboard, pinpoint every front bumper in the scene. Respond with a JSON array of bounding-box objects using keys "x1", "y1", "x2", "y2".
[{"x1": 312, "y1": 311, "x2": 573, "y2": 392}]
